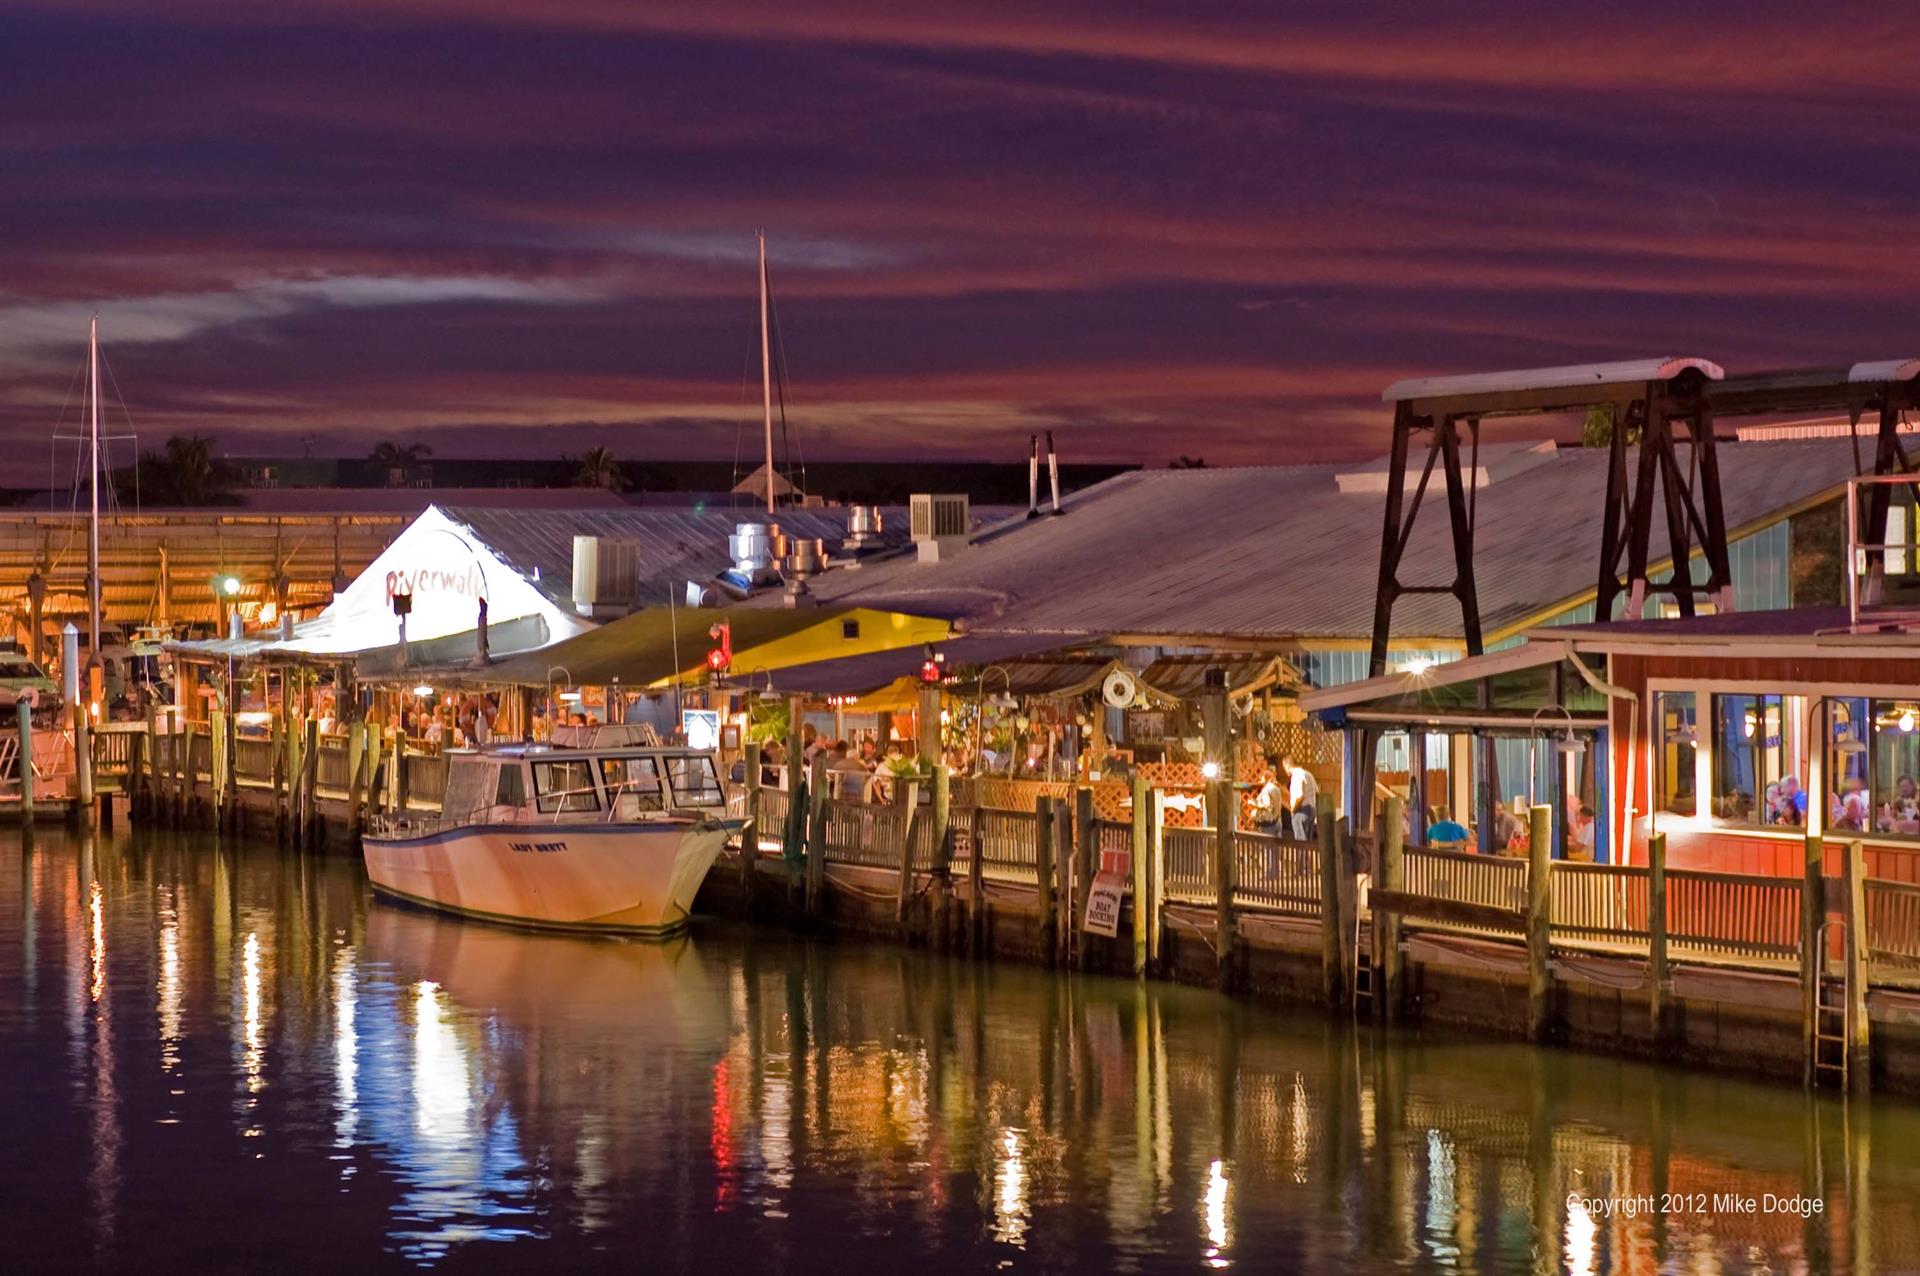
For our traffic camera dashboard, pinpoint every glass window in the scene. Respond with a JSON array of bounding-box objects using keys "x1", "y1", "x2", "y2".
[
  {"x1": 1871, "y1": 700, "x2": 1920, "y2": 837},
  {"x1": 664, "y1": 754, "x2": 724, "y2": 807},
  {"x1": 1655, "y1": 692, "x2": 1697, "y2": 817},
  {"x1": 1711, "y1": 694, "x2": 1808, "y2": 827},
  {"x1": 494, "y1": 763, "x2": 527, "y2": 808},
  {"x1": 599, "y1": 756, "x2": 664, "y2": 817},
  {"x1": 533, "y1": 759, "x2": 600, "y2": 813},
  {"x1": 1824, "y1": 698, "x2": 1870, "y2": 833}
]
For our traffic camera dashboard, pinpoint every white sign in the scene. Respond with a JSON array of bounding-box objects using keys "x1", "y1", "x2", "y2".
[
  {"x1": 1083, "y1": 867, "x2": 1126, "y2": 937},
  {"x1": 682, "y1": 709, "x2": 721, "y2": 751}
]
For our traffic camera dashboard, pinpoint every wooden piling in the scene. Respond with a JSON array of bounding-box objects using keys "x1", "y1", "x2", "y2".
[
  {"x1": 142, "y1": 701, "x2": 158, "y2": 819},
  {"x1": 804, "y1": 753, "x2": 828, "y2": 918},
  {"x1": 894, "y1": 777, "x2": 916, "y2": 927},
  {"x1": 1843, "y1": 839, "x2": 1870, "y2": 1090},
  {"x1": 742, "y1": 741, "x2": 762, "y2": 917},
  {"x1": 1035, "y1": 795, "x2": 1057, "y2": 963},
  {"x1": 16, "y1": 699, "x2": 34, "y2": 820},
  {"x1": 299, "y1": 717, "x2": 319, "y2": 849},
  {"x1": 1798, "y1": 832, "x2": 1822, "y2": 1083},
  {"x1": 1054, "y1": 800, "x2": 1073, "y2": 964},
  {"x1": 1074, "y1": 785, "x2": 1095, "y2": 969},
  {"x1": 72, "y1": 700, "x2": 94, "y2": 821},
  {"x1": 1318, "y1": 792, "x2": 1342, "y2": 1007},
  {"x1": 1650, "y1": 830, "x2": 1670, "y2": 1048},
  {"x1": 967, "y1": 803, "x2": 986, "y2": 955},
  {"x1": 1526, "y1": 804, "x2": 1554, "y2": 1042},
  {"x1": 1130, "y1": 777, "x2": 1150, "y2": 977},
  {"x1": 1378, "y1": 796, "x2": 1405, "y2": 1020},
  {"x1": 1212, "y1": 779, "x2": 1237, "y2": 991},
  {"x1": 346, "y1": 720, "x2": 367, "y2": 838},
  {"x1": 930, "y1": 764, "x2": 952, "y2": 950}
]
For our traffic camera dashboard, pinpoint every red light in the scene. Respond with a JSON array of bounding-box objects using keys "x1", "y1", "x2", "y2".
[
  {"x1": 920, "y1": 658, "x2": 941, "y2": 684},
  {"x1": 706, "y1": 620, "x2": 732, "y2": 675}
]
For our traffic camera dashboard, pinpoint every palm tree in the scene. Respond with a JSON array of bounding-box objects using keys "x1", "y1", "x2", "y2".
[
  {"x1": 119, "y1": 435, "x2": 240, "y2": 506},
  {"x1": 572, "y1": 446, "x2": 630, "y2": 492},
  {"x1": 368, "y1": 441, "x2": 432, "y2": 487}
]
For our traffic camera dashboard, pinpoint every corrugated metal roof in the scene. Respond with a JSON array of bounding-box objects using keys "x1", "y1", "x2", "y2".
[
  {"x1": 764, "y1": 632, "x2": 1091, "y2": 696},
  {"x1": 441, "y1": 504, "x2": 1017, "y2": 613},
  {"x1": 1383, "y1": 357, "x2": 1723, "y2": 403},
  {"x1": 1849, "y1": 360, "x2": 1920, "y2": 384},
  {"x1": 761, "y1": 439, "x2": 1863, "y2": 645}
]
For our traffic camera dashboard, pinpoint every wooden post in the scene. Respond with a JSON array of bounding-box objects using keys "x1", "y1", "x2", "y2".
[
  {"x1": 930, "y1": 764, "x2": 952, "y2": 949},
  {"x1": 1650, "y1": 830, "x2": 1671, "y2": 1049},
  {"x1": 142, "y1": 700, "x2": 158, "y2": 818},
  {"x1": 742, "y1": 741, "x2": 762, "y2": 916},
  {"x1": 1056, "y1": 799, "x2": 1075, "y2": 963},
  {"x1": 1527, "y1": 804, "x2": 1554, "y2": 1042},
  {"x1": 346, "y1": 719, "x2": 367, "y2": 837},
  {"x1": 1212, "y1": 778, "x2": 1237, "y2": 991},
  {"x1": 967, "y1": 803, "x2": 986, "y2": 955},
  {"x1": 1843, "y1": 839, "x2": 1870, "y2": 1090},
  {"x1": 1130, "y1": 776, "x2": 1150, "y2": 977},
  {"x1": 1035, "y1": 795, "x2": 1057, "y2": 963},
  {"x1": 15, "y1": 699, "x2": 34, "y2": 821},
  {"x1": 1378, "y1": 795, "x2": 1405, "y2": 1021},
  {"x1": 1319, "y1": 791, "x2": 1342, "y2": 1007},
  {"x1": 393, "y1": 740, "x2": 411, "y2": 815},
  {"x1": 1074, "y1": 785, "x2": 1096, "y2": 969},
  {"x1": 1149, "y1": 790, "x2": 1166, "y2": 972},
  {"x1": 894, "y1": 777, "x2": 917, "y2": 927},
  {"x1": 299, "y1": 716, "x2": 319, "y2": 850},
  {"x1": 804, "y1": 753, "x2": 828, "y2": 918},
  {"x1": 72, "y1": 699, "x2": 94, "y2": 820},
  {"x1": 1799, "y1": 832, "x2": 1822, "y2": 1083}
]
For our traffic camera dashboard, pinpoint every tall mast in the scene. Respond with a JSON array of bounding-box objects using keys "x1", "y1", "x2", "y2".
[
  {"x1": 87, "y1": 315, "x2": 101, "y2": 652},
  {"x1": 759, "y1": 230, "x2": 775, "y2": 514}
]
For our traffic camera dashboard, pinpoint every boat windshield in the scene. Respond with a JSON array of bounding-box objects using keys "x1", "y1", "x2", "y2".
[
  {"x1": 665, "y1": 754, "x2": 723, "y2": 806},
  {"x1": 599, "y1": 756, "x2": 665, "y2": 818},
  {"x1": 533, "y1": 758, "x2": 601, "y2": 814}
]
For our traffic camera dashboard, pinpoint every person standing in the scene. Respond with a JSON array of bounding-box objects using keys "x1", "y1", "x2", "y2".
[
  {"x1": 1249, "y1": 758, "x2": 1288, "y2": 836},
  {"x1": 1282, "y1": 754, "x2": 1318, "y2": 840}
]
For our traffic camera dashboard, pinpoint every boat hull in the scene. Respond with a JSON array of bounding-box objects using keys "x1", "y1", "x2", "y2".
[{"x1": 362, "y1": 818, "x2": 737, "y2": 937}]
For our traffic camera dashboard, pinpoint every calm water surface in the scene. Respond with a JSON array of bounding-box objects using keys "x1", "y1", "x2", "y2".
[{"x1": 4, "y1": 826, "x2": 1917, "y2": 1274}]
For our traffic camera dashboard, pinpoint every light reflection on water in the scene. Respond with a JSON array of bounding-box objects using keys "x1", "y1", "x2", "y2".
[{"x1": 3, "y1": 826, "x2": 1919, "y2": 1274}]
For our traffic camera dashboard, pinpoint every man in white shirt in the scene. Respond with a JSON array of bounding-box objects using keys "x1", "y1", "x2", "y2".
[{"x1": 1282, "y1": 754, "x2": 1318, "y2": 840}]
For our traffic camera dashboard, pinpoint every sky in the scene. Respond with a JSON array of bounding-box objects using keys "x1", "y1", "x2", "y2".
[{"x1": 4, "y1": 2, "x2": 1920, "y2": 469}]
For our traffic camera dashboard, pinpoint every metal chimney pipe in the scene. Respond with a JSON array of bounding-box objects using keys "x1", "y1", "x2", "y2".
[
  {"x1": 474, "y1": 596, "x2": 491, "y2": 667},
  {"x1": 228, "y1": 609, "x2": 243, "y2": 641},
  {"x1": 1046, "y1": 430, "x2": 1063, "y2": 516},
  {"x1": 1026, "y1": 434, "x2": 1040, "y2": 519}
]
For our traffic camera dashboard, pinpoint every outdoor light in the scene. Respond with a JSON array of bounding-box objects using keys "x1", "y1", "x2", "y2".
[
  {"x1": 559, "y1": 690, "x2": 582, "y2": 703},
  {"x1": 1402, "y1": 656, "x2": 1434, "y2": 677},
  {"x1": 412, "y1": 684, "x2": 434, "y2": 698},
  {"x1": 1200, "y1": 760, "x2": 1222, "y2": 780},
  {"x1": 1903, "y1": 709, "x2": 1916, "y2": 734},
  {"x1": 219, "y1": 575, "x2": 242, "y2": 597}
]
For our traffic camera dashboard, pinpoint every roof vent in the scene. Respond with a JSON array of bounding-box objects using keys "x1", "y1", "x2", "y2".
[
  {"x1": 716, "y1": 521, "x2": 783, "y2": 596},
  {"x1": 571, "y1": 536, "x2": 639, "y2": 617},
  {"x1": 1334, "y1": 439, "x2": 1557, "y2": 494},
  {"x1": 910, "y1": 494, "x2": 970, "y2": 563}
]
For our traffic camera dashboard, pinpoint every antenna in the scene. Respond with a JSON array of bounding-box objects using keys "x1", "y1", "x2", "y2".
[{"x1": 759, "y1": 230, "x2": 775, "y2": 514}]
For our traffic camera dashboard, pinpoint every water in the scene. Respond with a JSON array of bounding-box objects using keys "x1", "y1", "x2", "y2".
[{"x1": 4, "y1": 828, "x2": 1916, "y2": 1275}]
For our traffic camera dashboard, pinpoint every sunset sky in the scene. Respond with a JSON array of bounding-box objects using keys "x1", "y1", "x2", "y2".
[{"x1": 5, "y1": 2, "x2": 1919, "y2": 467}]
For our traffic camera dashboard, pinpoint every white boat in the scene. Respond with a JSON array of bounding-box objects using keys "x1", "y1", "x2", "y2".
[{"x1": 362, "y1": 741, "x2": 741, "y2": 937}]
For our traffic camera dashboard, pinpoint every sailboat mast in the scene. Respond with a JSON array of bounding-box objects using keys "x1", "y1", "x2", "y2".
[
  {"x1": 759, "y1": 231, "x2": 775, "y2": 514},
  {"x1": 87, "y1": 315, "x2": 101, "y2": 652}
]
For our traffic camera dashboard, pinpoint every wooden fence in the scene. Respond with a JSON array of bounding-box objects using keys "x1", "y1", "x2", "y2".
[
  {"x1": 1865, "y1": 879, "x2": 1920, "y2": 972},
  {"x1": 1402, "y1": 845, "x2": 1529, "y2": 935}
]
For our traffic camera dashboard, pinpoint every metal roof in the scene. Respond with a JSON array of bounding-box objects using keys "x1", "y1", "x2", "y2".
[
  {"x1": 758, "y1": 438, "x2": 1865, "y2": 646},
  {"x1": 441, "y1": 503, "x2": 1017, "y2": 613},
  {"x1": 1849, "y1": 360, "x2": 1920, "y2": 384},
  {"x1": 1382, "y1": 357, "x2": 1723, "y2": 403}
]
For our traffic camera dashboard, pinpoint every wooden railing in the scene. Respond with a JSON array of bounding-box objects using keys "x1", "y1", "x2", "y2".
[
  {"x1": 753, "y1": 786, "x2": 791, "y2": 848},
  {"x1": 401, "y1": 751, "x2": 447, "y2": 808},
  {"x1": 821, "y1": 798, "x2": 908, "y2": 869},
  {"x1": 234, "y1": 738, "x2": 277, "y2": 786},
  {"x1": 314, "y1": 740, "x2": 350, "y2": 796},
  {"x1": 1865, "y1": 878, "x2": 1920, "y2": 973},
  {"x1": 1093, "y1": 819, "x2": 1131, "y2": 860},
  {"x1": 90, "y1": 727, "x2": 139, "y2": 777},
  {"x1": 1551, "y1": 861, "x2": 1650, "y2": 945},
  {"x1": 1665, "y1": 868, "x2": 1801, "y2": 962},
  {"x1": 1233, "y1": 830, "x2": 1321, "y2": 918},
  {"x1": 1400, "y1": 846, "x2": 1528, "y2": 935},
  {"x1": 187, "y1": 730, "x2": 213, "y2": 783},
  {"x1": 975, "y1": 808, "x2": 1041, "y2": 882},
  {"x1": 951, "y1": 775, "x2": 1074, "y2": 813},
  {"x1": 1162, "y1": 827, "x2": 1213, "y2": 903}
]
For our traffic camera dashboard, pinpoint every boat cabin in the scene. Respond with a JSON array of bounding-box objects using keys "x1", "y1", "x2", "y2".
[{"x1": 441, "y1": 744, "x2": 727, "y2": 823}]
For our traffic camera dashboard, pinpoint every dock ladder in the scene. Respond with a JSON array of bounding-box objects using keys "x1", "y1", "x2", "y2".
[
  {"x1": 1352, "y1": 905, "x2": 1376, "y2": 1016},
  {"x1": 1813, "y1": 919, "x2": 1850, "y2": 1087}
]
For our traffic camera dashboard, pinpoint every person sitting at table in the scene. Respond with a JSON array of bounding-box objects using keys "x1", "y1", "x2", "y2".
[{"x1": 1425, "y1": 806, "x2": 1470, "y2": 848}]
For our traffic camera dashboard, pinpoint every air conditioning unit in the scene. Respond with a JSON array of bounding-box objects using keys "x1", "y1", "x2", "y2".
[
  {"x1": 572, "y1": 536, "x2": 639, "y2": 617},
  {"x1": 910, "y1": 494, "x2": 970, "y2": 562}
]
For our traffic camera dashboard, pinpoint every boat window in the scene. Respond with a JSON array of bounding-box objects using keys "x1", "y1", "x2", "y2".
[
  {"x1": 533, "y1": 759, "x2": 601, "y2": 813},
  {"x1": 665, "y1": 754, "x2": 724, "y2": 806},
  {"x1": 444, "y1": 762, "x2": 493, "y2": 819},
  {"x1": 495, "y1": 763, "x2": 527, "y2": 808},
  {"x1": 600, "y1": 756, "x2": 665, "y2": 816}
]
